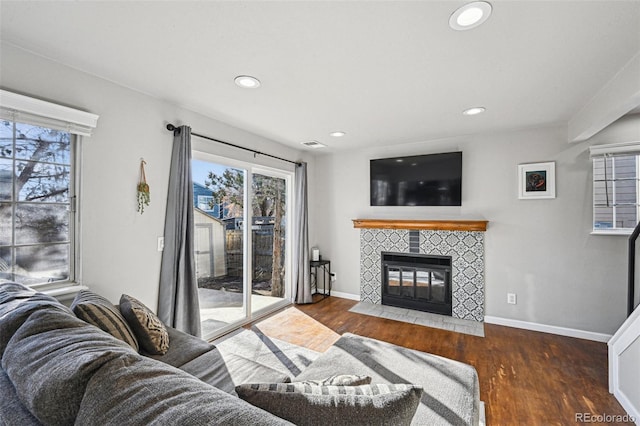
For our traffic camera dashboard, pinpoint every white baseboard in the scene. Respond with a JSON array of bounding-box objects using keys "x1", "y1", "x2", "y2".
[
  {"x1": 484, "y1": 315, "x2": 612, "y2": 342},
  {"x1": 329, "y1": 290, "x2": 360, "y2": 301}
]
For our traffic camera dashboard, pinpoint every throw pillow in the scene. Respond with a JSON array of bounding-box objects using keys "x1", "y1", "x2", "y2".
[
  {"x1": 71, "y1": 290, "x2": 139, "y2": 351},
  {"x1": 119, "y1": 294, "x2": 169, "y2": 355},
  {"x1": 297, "y1": 374, "x2": 371, "y2": 386},
  {"x1": 236, "y1": 383, "x2": 423, "y2": 426}
]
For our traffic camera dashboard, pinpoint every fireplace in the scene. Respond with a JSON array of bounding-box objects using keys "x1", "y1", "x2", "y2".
[
  {"x1": 355, "y1": 219, "x2": 487, "y2": 322},
  {"x1": 381, "y1": 252, "x2": 452, "y2": 316}
]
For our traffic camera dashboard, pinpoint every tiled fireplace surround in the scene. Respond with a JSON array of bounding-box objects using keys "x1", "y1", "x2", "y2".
[{"x1": 354, "y1": 219, "x2": 487, "y2": 322}]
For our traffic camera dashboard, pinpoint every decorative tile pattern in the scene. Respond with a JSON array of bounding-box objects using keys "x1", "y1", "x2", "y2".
[
  {"x1": 359, "y1": 228, "x2": 485, "y2": 322},
  {"x1": 420, "y1": 230, "x2": 485, "y2": 322},
  {"x1": 360, "y1": 229, "x2": 409, "y2": 304}
]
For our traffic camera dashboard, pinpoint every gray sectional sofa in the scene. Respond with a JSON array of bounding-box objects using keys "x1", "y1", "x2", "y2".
[{"x1": 0, "y1": 282, "x2": 480, "y2": 425}]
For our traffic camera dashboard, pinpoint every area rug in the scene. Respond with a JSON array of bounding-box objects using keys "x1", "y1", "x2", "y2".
[
  {"x1": 215, "y1": 320, "x2": 486, "y2": 425},
  {"x1": 213, "y1": 328, "x2": 320, "y2": 377},
  {"x1": 349, "y1": 302, "x2": 485, "y2": 337}
]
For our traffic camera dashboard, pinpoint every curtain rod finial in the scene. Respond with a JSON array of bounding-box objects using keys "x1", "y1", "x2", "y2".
[{"x1": 166, "y1": 123, "x2": 178, "y2": 132}]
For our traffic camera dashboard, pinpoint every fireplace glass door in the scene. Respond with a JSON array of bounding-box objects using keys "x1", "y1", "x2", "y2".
[
  {"x1": 416, "y1": 270, "x2": 447, "y2": 302},
  {"x1": 381, "y1": 252, "x2": 452, "y2": 316}
]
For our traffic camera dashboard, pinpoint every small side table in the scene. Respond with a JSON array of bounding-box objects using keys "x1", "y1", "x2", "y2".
[{"x1": 310, "y1": 259, "x2": 331, "y2": 298}]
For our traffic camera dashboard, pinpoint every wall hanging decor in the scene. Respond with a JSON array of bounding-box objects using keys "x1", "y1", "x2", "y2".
[
  {"x1": 518, "y1": 161, "x2": 556, "y2": 199},
  {"x1": 137, "y1": 158, "x2": 150, "y2": 213}
]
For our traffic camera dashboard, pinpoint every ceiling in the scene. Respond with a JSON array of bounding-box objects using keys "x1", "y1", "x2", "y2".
[{"x1": 1, "y1": 1, "x2": 639, "y2": 152}]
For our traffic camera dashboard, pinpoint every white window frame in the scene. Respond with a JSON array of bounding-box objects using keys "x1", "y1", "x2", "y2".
[
  {"x1": 0, "y1": 90, "x2": 98, "y2": 291},
  {"x1": 590, "y1": 141, "x2": 640, "y2": 236}
]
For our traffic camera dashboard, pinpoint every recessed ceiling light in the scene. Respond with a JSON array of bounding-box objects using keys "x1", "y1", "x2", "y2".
[
  {"x1": 234, "y1": 75, "x2": 261, "y2": 89},
  {"x1": 329, "y1": 131, "x2": 346, "y2": 137},
  {"x1": 463, "y1": 107, "x2": 486, "y2": 116},
  {"x1": 449, "y1": 2, "x2": 492, "y2": 31}
]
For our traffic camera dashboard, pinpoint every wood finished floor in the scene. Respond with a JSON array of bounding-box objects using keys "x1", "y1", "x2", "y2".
[{"x1": 250, "y1": 296, "x2": 631, "y2": 425}]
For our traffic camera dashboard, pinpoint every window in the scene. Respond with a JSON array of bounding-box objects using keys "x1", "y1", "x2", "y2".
[
  {"x1": 591, "y1": 142, "x2": 640, "y2": 234},
  {"x1": 197, "y1": 195, "x2": 214, "y2": 211},
  {"x1": 0, "y1": 121, "x2": 75, "y2": 285},
  {"x1": 0, "y1": 90, "x2": 98, "y2": 287}
]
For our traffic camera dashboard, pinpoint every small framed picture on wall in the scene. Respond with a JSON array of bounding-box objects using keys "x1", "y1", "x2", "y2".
[{"x1": 518, "y1": 161, "x2": 556, "y2": 199}]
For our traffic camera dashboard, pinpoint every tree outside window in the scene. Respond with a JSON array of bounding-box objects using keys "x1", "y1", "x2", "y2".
[
  {"x1": 0, "y1": 120, "x2": 74, "y2": 285},
  {"x1": 205, "y1": 169, "x2": 286, "y2": 297}
]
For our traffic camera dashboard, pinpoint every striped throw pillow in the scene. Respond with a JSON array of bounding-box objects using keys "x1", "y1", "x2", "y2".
[
  {"x1": 297, "y1": 375, "x2": 371, "y2": 386},
  {"x1": 119, "y1": 294, "x2": 169, "y2": 355},
  {"x1": 71, "y1": 290, "x2": 139, "y2": 351},
  {"x1": 236, "y1": 383, "x2": 422, "y2": 425}
]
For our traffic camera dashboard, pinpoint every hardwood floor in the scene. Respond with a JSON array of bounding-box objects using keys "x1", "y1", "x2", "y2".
[{"x1": 250, "y1": 296, "x2": 632, "y2": 425}]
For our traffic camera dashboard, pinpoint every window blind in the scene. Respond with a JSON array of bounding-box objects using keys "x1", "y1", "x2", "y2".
[
  {"x1": 589, "y1": 141, "x2": 640, "y2": 158},
  {"x1": 0, "y1": 90, "x2": 99, "y2": 136}
]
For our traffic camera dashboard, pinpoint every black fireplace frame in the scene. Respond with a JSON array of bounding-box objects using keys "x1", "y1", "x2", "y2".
[{"x1": 381, "y1": 252, "x2": 452, "y2": 316}]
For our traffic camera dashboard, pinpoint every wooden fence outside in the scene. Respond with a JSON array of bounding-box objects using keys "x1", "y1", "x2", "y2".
[{"x1": 226, "y1": 229, "x2": 283, "y2": 280}]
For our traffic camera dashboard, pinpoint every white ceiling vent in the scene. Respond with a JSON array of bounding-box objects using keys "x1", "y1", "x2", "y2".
[{"x1": 301, "y1": 140, "x2": 326, "y2": 149}]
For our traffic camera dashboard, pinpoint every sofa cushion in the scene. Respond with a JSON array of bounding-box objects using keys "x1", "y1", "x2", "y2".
[
  {"x1": 0, "y1": 367, "x2": 40, "y2": 426},
  {"x1": 146, "y1": 325, "x2": 216, "y2": 368},
  {"x1": 0, "y1": 281, "x2": 71, "y2": 357},
  {"x1": 76, "y1": 352, "x2": 293, "y2": 425},
  {"x1": 294, "y1": 333, "x2": 480, "y2": 426},
  {"x1": 2, "y1": 308, "x2": 136, "y2": 425},
  {"x1": 71, "y1": 290, "x2": 139, "y2": 351},
  {"x1": 179, "y1": 348, "x2": 291, "y2": 395},
  {"x1": 236, "y1": 382, "x2": 423, "y2": 426},
  {"x1": 119, "y1": 293, "x2": 169, "y2": 355}
]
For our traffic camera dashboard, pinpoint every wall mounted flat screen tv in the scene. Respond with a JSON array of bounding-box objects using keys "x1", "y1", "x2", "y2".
[{"x1": 370, "y1": 151, "x2": 462, "y2": 206}]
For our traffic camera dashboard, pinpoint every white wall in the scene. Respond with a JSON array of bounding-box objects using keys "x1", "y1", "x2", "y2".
[
  {"x1": 0, "y1": 43, "x2": 312, "y2": 310},
  {"x1": 311, "y1": 115, "x2": 640, "y2": 335}
]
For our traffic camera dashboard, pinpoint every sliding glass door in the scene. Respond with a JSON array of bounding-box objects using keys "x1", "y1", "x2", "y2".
[
  {"x1": 250, "y1": 170, "x2": 290, "y2": 316},
  {"x1": 191, "y1": 154, "x2": 292, "y2": 339}
]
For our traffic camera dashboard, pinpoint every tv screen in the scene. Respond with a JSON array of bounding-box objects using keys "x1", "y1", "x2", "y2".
[{"x1": 370, "y1": 152, "x2": 462, "y2": 206}]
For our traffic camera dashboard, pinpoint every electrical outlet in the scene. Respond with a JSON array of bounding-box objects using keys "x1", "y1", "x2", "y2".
[
  {"x1": 507, "y1": 293, "x2": 517, "y2": 304},
  {"x1": 330, "y1": 272, "x2": 336, "y2": 282},
  {"x1": 157, "y1": 236, "x2": 165, "y2": 252}
]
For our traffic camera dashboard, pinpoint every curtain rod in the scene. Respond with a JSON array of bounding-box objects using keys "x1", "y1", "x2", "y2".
[{"x1": 166, "y1": 123, "x2": 301, "y2": 166}]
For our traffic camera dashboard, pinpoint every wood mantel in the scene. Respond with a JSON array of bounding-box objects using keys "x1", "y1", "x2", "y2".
[{"x1": 352, "y1": 219, "x2": 488, "y2": 232}]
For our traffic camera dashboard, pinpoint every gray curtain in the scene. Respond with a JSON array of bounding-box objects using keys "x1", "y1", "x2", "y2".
[
  {"x1": 158, "y1": 125, "x2": 201, "y2": 337},
  {"x1": 294, "y1": 162, "x2": 312, "y2": 304}
]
